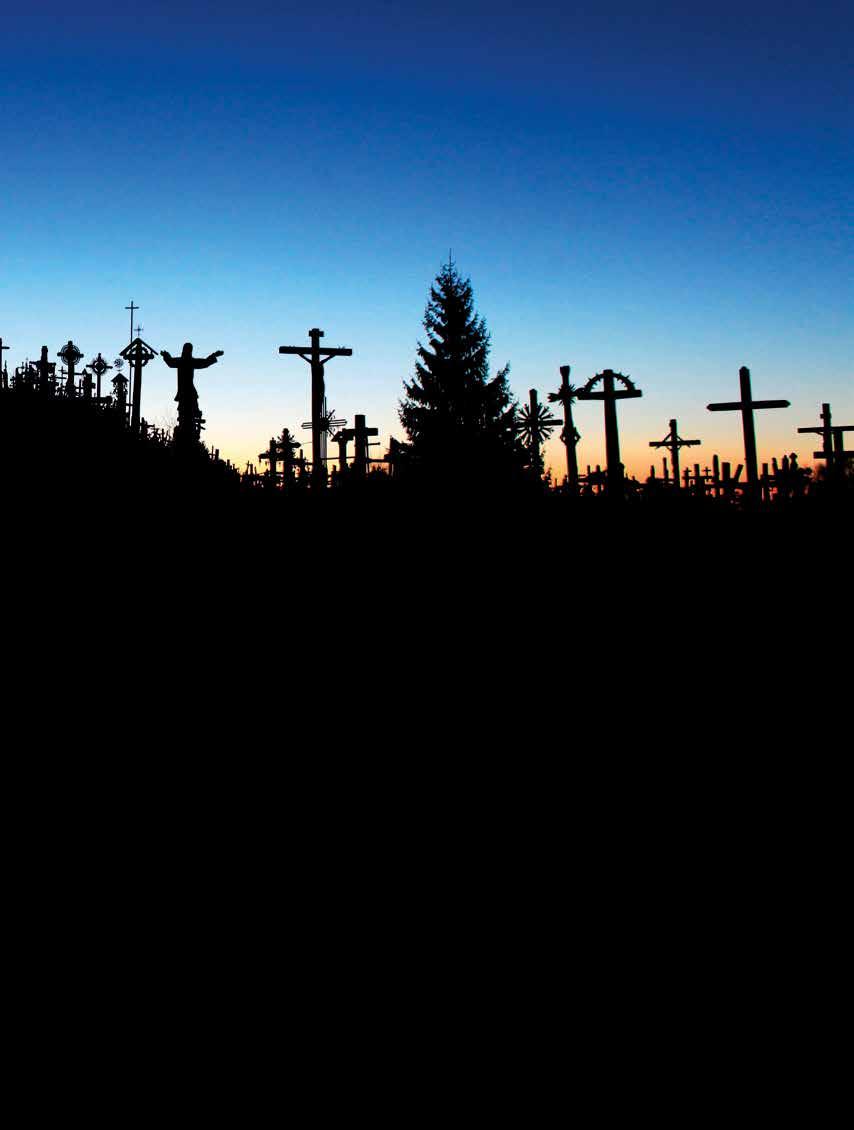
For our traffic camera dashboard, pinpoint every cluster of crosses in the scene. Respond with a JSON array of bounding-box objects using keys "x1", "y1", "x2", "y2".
[
  {"x1": 2, "y1": 311, "x2": 851, "y2": 495},
  {"x1": 256, "y1": 327, "x2": 387, "y2": 488},
  {"x1": 508, "y1": 363, "x2": 851, "y2": 501},
  {"x1": 0, "y1": 299, "x2": 225, "y2": 453}
]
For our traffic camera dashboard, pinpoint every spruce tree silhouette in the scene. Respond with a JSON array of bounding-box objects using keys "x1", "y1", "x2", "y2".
[{"x1": 399, "y1": 260, "x2": 523, "y2": 487}]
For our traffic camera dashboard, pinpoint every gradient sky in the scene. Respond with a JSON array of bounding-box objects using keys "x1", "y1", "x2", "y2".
[{"x1": 2, "y1": 1, "x2": 851, "y2": 478}]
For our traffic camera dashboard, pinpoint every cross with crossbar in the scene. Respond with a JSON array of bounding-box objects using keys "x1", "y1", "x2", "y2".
[
  {"x1": 707, "y1": 367, "x2": 789, "y2": 501},
  {"x1": 279, "y1": 327, "x2": 352, "y2": 486}
]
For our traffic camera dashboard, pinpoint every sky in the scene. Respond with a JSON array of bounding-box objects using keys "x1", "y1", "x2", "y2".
[{"x1": 1, "y1": 1, "x2": 851, "y2": 479}]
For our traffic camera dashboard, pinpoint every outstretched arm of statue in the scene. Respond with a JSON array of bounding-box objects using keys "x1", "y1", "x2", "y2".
[
  {"x1": 160, "y1": 351, "x2": 178, "y2": 367},
  {"x1": 195, "y1": 351, "x2": 224, "y2": 369}
]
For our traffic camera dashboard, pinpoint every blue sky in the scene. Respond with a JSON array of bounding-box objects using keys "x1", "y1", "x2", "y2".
[{"x1": 2, "y1": 1, "x2": 851, "y2": 475}]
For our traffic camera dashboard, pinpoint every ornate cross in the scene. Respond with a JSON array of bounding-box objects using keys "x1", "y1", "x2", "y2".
[
  {"x1": 120, "y1": 337, "x2": 157, "y2": 432},
  {"x1": 88, "y1": 353, "x2": 113, "y2": 402},
  {"x1": 548, "y1": 365, "x2": 581, "y2": 493},
  {"x1": 577, "y1": 370, "x2": 643, "y2": 496},
  {"x1": 516, "y1": 388, "x2": 562, "y2": 476},
  {"x1": 58, "y1": 340, "x2": 83, "y2": 396}
]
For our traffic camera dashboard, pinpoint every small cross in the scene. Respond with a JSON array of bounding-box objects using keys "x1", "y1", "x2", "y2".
[
  {"x1": 648, "y1": 418, "x2": 701, "y2": 490},
  {"x1": 339, "y1": 414, "x2": 379, "y2": 477},
  {"x1": 125, "y1": 300, "x2": 138, "y2": 344}
]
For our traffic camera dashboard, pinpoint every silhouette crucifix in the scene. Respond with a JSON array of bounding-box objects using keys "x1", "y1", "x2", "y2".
[
  {"x1": 649, "y1": 419, "x2": 701, "y2": 490},
  {"x1": 279, "y1": 328, "x2": 352, "y2": 487},
  {"x1": 797, "y1": 403, "x2": 853, "y2": 472},
  {"x1": 707, "y1": 367, "x2": 789, "y2": 502}
]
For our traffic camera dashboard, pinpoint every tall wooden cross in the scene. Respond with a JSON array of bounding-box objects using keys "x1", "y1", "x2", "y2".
[
  {"x1": 0, "y1": 339, "x2": 9, "y2": 383},
  {"x1": 577, "y1": 370, "x2": 642, "y2": 496},
  {"x1": 120, "y1": 337, "x2": 157, "y2": 433},
  {"x1": 548, "y1": 365, "x2": 581, "y2": 493},
  {"x1": 278, "y1": 328, "x2": 352, "y2": 486},
  {"x1": 648, "y1": 418, "x2": 701, "y2": 491},
  {"x1": 707, "y1": 367, "x2": 789, "y2": 501},
  {"x1": 797, "y1": 403, "x2": 853, "y2": 471}
]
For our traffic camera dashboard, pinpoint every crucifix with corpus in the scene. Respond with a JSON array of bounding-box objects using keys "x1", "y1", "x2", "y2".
[
  {"x1": 707, "y1": 367, "x2": 789, "y2": 502},
  {"x1": 797, "y1": 403, "x2": 853, "y2": 474},
  {"x1": 648, "y1": 419, "x2": 701, "y2": 491},
  {"x1": 278, "y1": 328, "x2": 352, "y2": 487}
]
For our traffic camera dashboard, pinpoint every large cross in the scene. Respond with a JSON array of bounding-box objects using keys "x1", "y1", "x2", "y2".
[
  {"x1": 0, "y1": 339, "x2": 9, "y2": 382},
  {"x1": 648, "y1": 418, "x2": 701, "y2": 491},
  {"x1": 577, "y1": 370, "x2": 643, "y2": 496},
  {"x1": 120, "y1": 337, "x2": 157, "y2": 433},
  {"x1": 707, "y1": 367, "x2": 789, "y2": 501},
  {"x1": 548, "y1": 365, "x2": 581, "y2": 493},
  {"x1": 797, "y1": 403, "x2": 853, "y2": 472},
  {"x1": 278, "y1": 328, "x2": 352, "y2": 487}
]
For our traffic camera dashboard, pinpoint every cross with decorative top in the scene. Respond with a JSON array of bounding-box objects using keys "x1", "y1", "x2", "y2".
[
  {"x1": 516, "y1": 388, "x2": 562, "y2": 476},
  {"x1": 548, "y1": 365, "x2": 581, "y2": 493},
  {"x1": 279, "y1": 328, "x2": 352, "y2": 486},
  {"x1": 58, "y1": 340, "x2": 83, "y2": 397},
  {"x1": 88, "y1": 353, "x2": 112, "y2": 403},
  {"x1": 577, "y1": 370, "x2": 643, "y2": 496},
  {"x1": 120, "y1": 337, "x2": 158, "y2": 432},
  {"x1": 301, "y1": 399, "x2": 346, "y2": 478},
  {"x1": 648, "y1": 418, "x2": 701, "y2": 491},
  {"x1": 797, "y1": 403, "x2": 853, "y2": 472},
  {"x1": 707, "y1": 367, "x2": 789, "y2": 502}
]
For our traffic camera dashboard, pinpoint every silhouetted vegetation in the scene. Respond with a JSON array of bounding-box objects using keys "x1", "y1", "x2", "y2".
[{"x1": 398, "y1": 261, "x2": 526, "y2": 488}]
